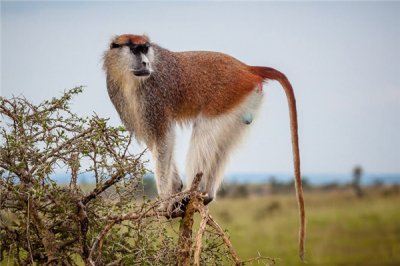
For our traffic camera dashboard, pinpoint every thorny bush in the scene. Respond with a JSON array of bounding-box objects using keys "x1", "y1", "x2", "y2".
[{"x1": 0, "y1": 88, "x2": 273, "y2": 266}]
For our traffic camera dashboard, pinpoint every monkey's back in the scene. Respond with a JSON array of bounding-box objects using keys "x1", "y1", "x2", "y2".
[{"x1": 173, "y1": 51, "x2": 263, "y2": 118}]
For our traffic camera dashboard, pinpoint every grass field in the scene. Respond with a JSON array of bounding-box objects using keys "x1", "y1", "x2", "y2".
[{"x1": 208, "y1": 187, "x2": 400, "y2": 266}]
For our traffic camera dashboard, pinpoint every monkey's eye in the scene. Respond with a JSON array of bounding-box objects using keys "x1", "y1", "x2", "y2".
[
  {"x1": 130, "y1": 46, "x2": 139, "y2": 55},
  {"x1": 142, "y1": 46, "x2": 149, "y2": 54},
  {"x1": 129, "y1": 44, "x2": 150, "y2": 54}
]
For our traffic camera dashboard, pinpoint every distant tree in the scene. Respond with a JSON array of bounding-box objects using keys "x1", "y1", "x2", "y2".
[
  {"x1": 234, "y1": 184, "x2": 249, "y2": 198},
  {"x1": 372, "y1": 178, "x2": 384, "y2": 187},
  {"x1": 352, "y1": 165, "x2": 364, "y2": 197},
  {"x1": 269, "y1": 176, "x2": 292, "y2": 193},
  {"x1": 269, "y1": 176, "x2": 310, "y2": 194},
  {"x1": 269, "y1": 176, "x2": 279, "y2": 194},
  {"x1": 300, "y1": 177, "x2": 311, "y2": 189},
  {"x1": 216, "y1": 183, "x2": 229, "y2": 198},
  {"x1": 0, "y1": 88, "x2": 272, "y2": 265},
  {"x1": 321, "y1": 182, "x2": 340, "y2": 190}
]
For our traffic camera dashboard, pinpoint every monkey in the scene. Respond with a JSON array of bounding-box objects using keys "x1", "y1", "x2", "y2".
[{"x1": 103, "y1": 34, "x2": 305, "y2": 260}]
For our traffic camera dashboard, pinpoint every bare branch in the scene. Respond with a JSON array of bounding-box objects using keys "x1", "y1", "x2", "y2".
[
  {"x1": 81, "y1": 169, "x2": 124, "y2": 205},
  {"x1": 177, "y1": 196, "x2": 197, "y2": 266},
  {"x1": 30, "y1": 128, "x2": 94, "y2": 175},
  {"x1": 207, "y1": 214, "x2": 242, "y2": 265},
  {"x1": 26, "y1": 189, "x2": 61, "y2": 263},
  {"x1": 26, "y1": 194, "x2": 34, "y2": 265},
  {"x1": 193, "y1": 205, "x2": 209, "y2": 266}
]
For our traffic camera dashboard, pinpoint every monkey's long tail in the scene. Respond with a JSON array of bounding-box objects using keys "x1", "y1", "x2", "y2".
[{"x1": 250, "y1": 66, "x2": 306, "y2": 261}]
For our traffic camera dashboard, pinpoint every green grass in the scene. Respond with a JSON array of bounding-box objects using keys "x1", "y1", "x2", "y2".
[{"x1": 208, "y1": 188, "x2": 400, "y2": 265}]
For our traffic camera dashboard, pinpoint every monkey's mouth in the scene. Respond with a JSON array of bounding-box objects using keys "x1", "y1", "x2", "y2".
[{"x1": 132, "y1": 69, "x2": 151, "y2": 77}]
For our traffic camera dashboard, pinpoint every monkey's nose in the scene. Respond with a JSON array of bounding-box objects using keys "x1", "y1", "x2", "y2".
[{"x1": 142, "y1": 61, "x2": 149, "y2": 68}]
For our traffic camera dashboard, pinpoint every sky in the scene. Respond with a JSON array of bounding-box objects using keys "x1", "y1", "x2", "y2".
[{"x1": 1, "y1": 1, "x2": 400, "y2": 177}]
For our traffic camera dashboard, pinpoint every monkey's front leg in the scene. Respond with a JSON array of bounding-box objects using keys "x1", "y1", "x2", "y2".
[{"x1": 150, "y1": 126, "x2": 183, "y2": 200}]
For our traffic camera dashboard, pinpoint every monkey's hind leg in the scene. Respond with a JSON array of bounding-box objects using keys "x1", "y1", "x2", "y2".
[
  {"x1": 186, "y1": 91, "x2": 263, "y2": 203},
  {"x1": 186, "y1": 115, "x2": 246, "y2": 203}
]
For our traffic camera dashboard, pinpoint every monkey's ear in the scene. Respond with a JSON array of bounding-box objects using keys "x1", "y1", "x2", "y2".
[
  {"x1": 110, "y1": 42, "x2": 121, "y2": 49},
  {"x1": 142, "y1": 33, "x2": 151, "y2": 42},
  {"x1": 109, "y1": 35, "x2": 120, "y2": 49}
]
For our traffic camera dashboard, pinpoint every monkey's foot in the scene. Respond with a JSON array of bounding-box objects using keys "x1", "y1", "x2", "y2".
[{"x1": 203, "y1": 196, "x2": 214, "y2": 205}]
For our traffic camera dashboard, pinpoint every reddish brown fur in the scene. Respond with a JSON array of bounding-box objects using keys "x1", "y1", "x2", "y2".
[
  {"x1": 113, "y1": 34, "x2": 149, "y2": 45},
  {"x1": 250, "y1": 66, "x2": 305, "y2": 261},
  {"x1": 171, "y1": 52, "x2": 264, "y2": 118}
]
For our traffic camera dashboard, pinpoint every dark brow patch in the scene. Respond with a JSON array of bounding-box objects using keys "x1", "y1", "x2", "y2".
[{"x1": 110, "y1": 40, "x2": 150, "y2": 51}]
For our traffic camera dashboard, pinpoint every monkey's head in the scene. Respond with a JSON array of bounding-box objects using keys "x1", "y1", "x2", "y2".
[{"x1": 105, "y1": 34, "x2": 154, "y2": 78}]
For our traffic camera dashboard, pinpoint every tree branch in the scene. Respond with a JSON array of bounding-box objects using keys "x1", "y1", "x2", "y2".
[
  {"x1": 177, "y1": 194, "x2": 198, "y2": 266},
  {"x1": 193, "y1": 204, "x2": 209, "y2": 266},
  {"x1": 81, "y1": 169, "x2": 124, "y2": 205},
  {"x1": 30, "y1": 128, "x2": 94, "y2": 175}
]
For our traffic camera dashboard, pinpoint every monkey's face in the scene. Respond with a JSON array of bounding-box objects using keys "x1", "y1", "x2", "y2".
[{"x1": 107, "y1": 34, "x2": 154, "y2": 78}]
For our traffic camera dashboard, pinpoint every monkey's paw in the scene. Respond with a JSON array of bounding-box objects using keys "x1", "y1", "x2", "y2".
[
  {"x1": 161, "y1": 196, "x2": 190, "y2": 219},
  {"x1": 162, "y1": 193, "x2": 213, "y2": 219},
  {"x1": 203, "y1": 195, "x2": 214, "y2": 205}
]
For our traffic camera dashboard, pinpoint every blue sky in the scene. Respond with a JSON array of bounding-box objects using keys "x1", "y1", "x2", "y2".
[{"x1": 1, "y1": 1, "x2": 400, "y2": 176}]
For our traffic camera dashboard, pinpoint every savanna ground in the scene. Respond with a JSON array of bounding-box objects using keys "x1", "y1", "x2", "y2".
[{"x1": 207, "y1": 186, "x2": 400, "y2": 266}]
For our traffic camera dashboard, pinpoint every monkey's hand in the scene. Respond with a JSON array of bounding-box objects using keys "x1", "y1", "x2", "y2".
[
  {"x1": 158, "y1": 196, "x2": 188, "y2": 219},
  {"x1": 170, "y1": 195, "x2": 191, "y2": 218},
  {"x1": 163, "y1": 192, "x2": 209, "y2": 219}
]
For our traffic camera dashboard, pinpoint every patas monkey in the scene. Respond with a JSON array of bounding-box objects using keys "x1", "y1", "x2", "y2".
[{"x1": 103, "y1": 34, "x2": 305, "y2": 260}]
